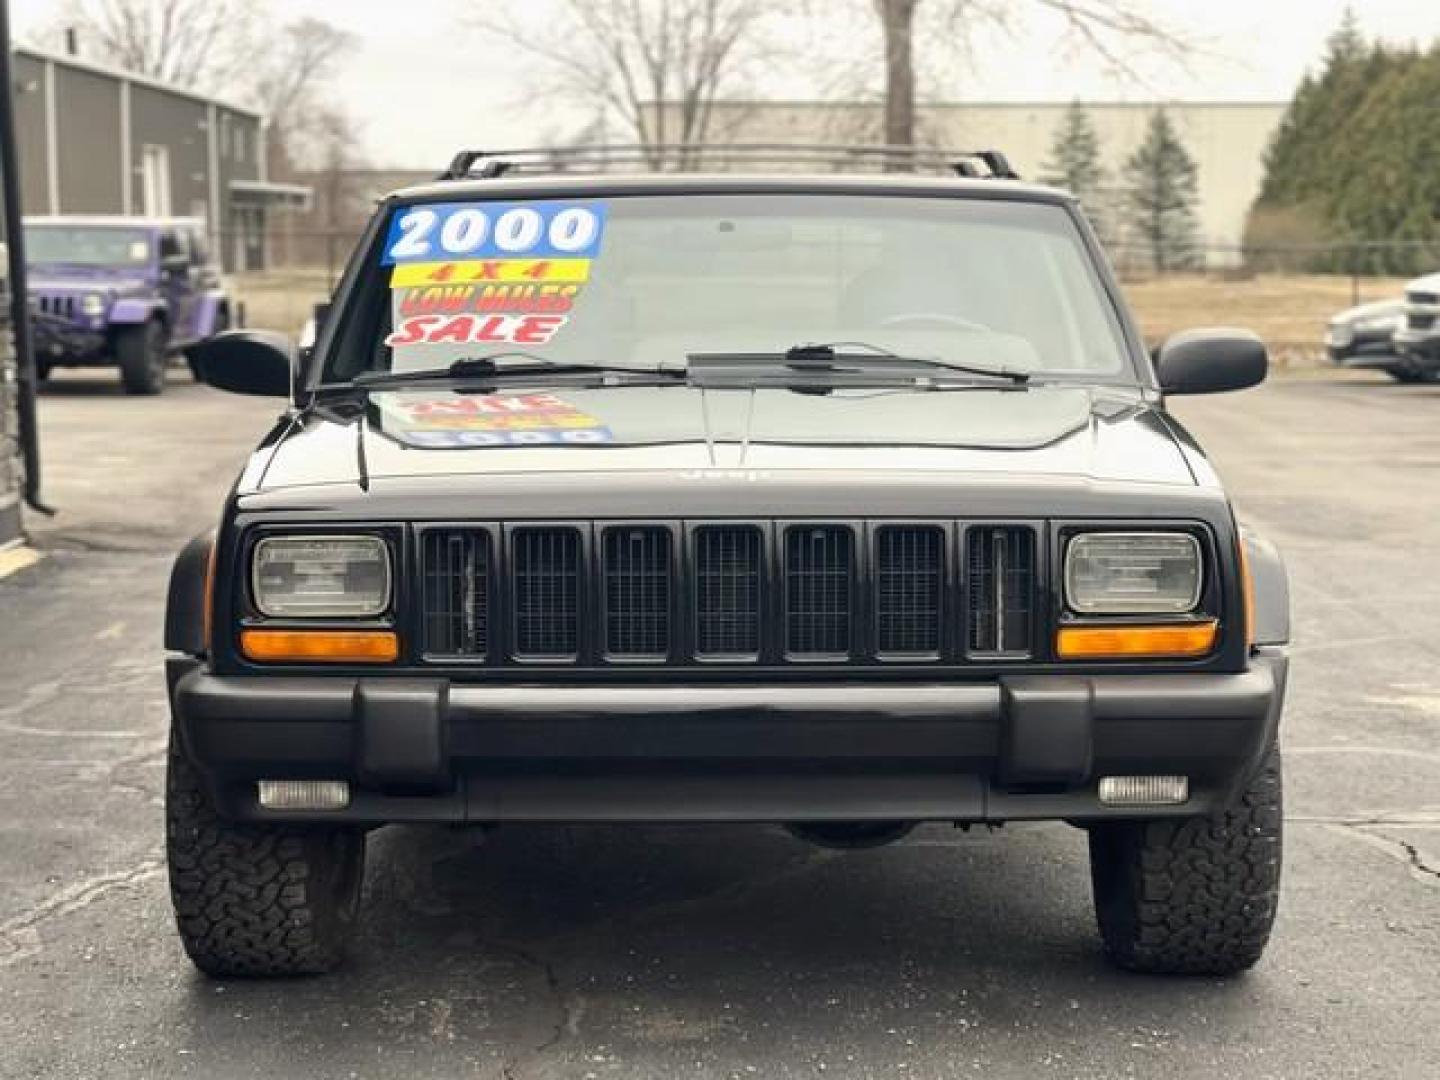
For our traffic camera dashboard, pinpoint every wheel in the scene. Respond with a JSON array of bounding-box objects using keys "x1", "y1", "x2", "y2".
[
  {"x1": 189, "y1": 308, "x2": 229, "y2": 381},
  {"x1": 1088, "y1": 746, "x2": 1282, "y2": 975},
  {"x1": 1386, "y1": 368, "x2": 1439, "y2": 384},
  {"x1": 116, "y1": 320, "x2": 168, "y2": 395},
  {"x1": 165, "y1": 736, "x2": 365, "y2": 977}
]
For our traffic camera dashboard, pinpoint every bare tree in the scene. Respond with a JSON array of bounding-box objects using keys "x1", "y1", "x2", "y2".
[
  {"x1": 870, "y1": 0, "x2": 1188, "y2": 147},
  {"x1": 473, "y1": 0, "x2": 771, "y2": 167},
  {"x1": 252, "y1": 18, "x2": 358, "y2": 180},
  {"x1": 55, "y1": 0, "x2": 253, "y2": 90}
]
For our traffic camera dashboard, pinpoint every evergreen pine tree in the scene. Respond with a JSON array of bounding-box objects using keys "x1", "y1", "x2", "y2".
[
  {"x1": 1124, "y1": 108, "x2": 1200, "y2": 272},
  {"x1": 1042, "y1": 101, "x2": 1110, "y2": 239}
]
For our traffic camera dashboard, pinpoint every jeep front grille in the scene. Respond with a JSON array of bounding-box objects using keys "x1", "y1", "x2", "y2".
[
  {"x1": 876, "y1": 525, "x2": 945, "y2": 656},
  {"x1": 512, "y1": 527, "x2": 581, "y2": 658},
  {"x1": 420, "y1": 521, "x2": 1038, "y2": 666},
  {"x1": 785, "y1": 525, "x2": 853, "y2": 656},
  {"x1": 603, "y1": 526, "x2": 672, "y2": 658},
  {"x1": 421, "y1": 528, "x2": 490, "y2": 658},
  {"x1": 694, "y1": 525, "x2": 763, "y2": 657},
  {"x1": 35, "y1": 294, "x2": 77, "y2": 319},
  {"x1": 1408, "y1": 311, "x2": 1437, "y2": 332},
  {"x1": 966, "y1": 525, "x2": 1036, "y2": 656}
]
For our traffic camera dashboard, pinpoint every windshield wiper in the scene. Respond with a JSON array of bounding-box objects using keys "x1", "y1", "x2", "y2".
[
  {"x1": 351, "y1": 352, "x2": 682, "y2": 388},
  {"x1": 687, "y1": 342, "x2": 1031, "y2": 385}
]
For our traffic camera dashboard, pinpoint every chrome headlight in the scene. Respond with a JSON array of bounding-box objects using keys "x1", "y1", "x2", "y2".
[
  {"x1": 1064, "y1": 532, "x2": 1202, "y2": 614},
  {"x1": 81, "y1": 293, "x2": 106, "y2": 316},
  {"x1": 251, "y1": 535, "x2": 391, "y2": 617}
]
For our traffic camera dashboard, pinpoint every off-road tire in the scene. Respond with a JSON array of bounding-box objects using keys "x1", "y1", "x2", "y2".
[
  {"x1": 116, "y1": 320, "x2": 167, "y2": 395},
  {"x1": 165, "y1": 737, "x2": 365, "y2": 977},
  {"x1": 1387, "y1": 368, "x2": 1439, "y2": 384},
  {"x1": 1089, "y1": 746, "x2": 1282, "y2": 976}
]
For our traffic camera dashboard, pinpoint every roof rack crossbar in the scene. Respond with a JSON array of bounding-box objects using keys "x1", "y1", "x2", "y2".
[{"x1": 435, "y1": 143, "x2": 1021, "y2": 181}]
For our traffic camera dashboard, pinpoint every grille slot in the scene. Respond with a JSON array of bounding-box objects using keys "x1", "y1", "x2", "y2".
[
  {"x1": 966, "y1": 525, "x2": 1035, "y2": 656},
  {"x1": 785, "y1": 525, "x2": 853, "y2": 656},
  {"x1": 422, "y1": 529, "x2": 490, "y2": 658},
  {"x1": 876, "y1": 525, "x2": 944, "y2": 655},
  {"x1": 511, "y1": 527, "x2": 582, "y2": 658},
  {"x1": 693, "y1": 525, "x2": 763, "y2": 657},
  {"x1": 603, "y1": 527, "x2": 672, "y2": 657}
]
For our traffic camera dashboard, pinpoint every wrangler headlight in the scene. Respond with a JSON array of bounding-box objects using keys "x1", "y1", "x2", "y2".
[
  {"x1": 81, "y1": 293, "x2": 106, "y2": 316},
  {"x1": 251, "y1": 535, "x2": 391, "y2": 617},
  {"x1": 1064, "y1": 532, "x2": 1202, "y2": 614}
]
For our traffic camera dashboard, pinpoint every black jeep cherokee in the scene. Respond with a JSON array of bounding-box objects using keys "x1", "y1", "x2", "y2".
[{"x1": 168, "y1": 146, "x2": 1288, "y2": 979}]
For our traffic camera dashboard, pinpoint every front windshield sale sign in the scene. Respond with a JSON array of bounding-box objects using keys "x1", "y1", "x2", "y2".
[
  {"x1": 384, "y1": 201, "x2": 607, "y2": 349},
  {"x1": 382, "y1": 202, "x2": 608, "y2": 264}
]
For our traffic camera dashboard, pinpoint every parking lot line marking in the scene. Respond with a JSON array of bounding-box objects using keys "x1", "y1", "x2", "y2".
[{"x1": 0, "y1": 545, "x2": 41, "y2": 580}]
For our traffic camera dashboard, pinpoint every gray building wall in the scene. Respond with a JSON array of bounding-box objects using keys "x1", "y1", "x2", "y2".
[
  {"x1": 55, "y1": 65, "x2": 122, "y2": 213},
  {"x1": 12, "y1": 52, "x2": 47, "y2": 216},
  {"x1": 8, "y1": 47, "x2": 289, "y2": 269},
  {"x1": 129, "y1": 82, "x2": 210, "y2": 218}
]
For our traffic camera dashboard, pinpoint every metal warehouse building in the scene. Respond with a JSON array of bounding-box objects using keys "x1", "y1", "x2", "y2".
[{"x1": 10, "y1": 45, "x2": 308, "y2": 270}]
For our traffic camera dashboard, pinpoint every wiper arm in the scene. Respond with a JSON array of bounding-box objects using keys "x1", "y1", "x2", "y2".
[
  {"x1": 352, "y1": 352, "x2": 681, "y2": 388},
  {"x1": 688, "y1": 342, "x2": 1031, "y2": 384}
]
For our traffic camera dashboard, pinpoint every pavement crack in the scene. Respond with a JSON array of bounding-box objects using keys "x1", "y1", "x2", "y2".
[
  {"x1": 1320, "y1": 823, "x2": 1440, "y2": 887},
  {"x1": 0, "y1": 856, "x2": 165, "y2": 966},
  {"x1": 490, "y1": 937, "x2": 571, "y2": 1080}
]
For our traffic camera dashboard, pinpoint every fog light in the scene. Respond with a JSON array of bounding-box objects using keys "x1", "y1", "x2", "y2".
[
  {"x1": 1098, "y1": 775, "x2": 1189, "y2": 807},
  {"x1": 257, "y1": 779, "x2": 350, "y2": 810}
]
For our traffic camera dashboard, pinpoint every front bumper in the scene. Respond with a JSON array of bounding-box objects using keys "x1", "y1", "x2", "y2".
[
  {"x1": 32, "y1": 318, "x2": 106, "y2": 362},
  {"x1": 169, "y1": 650, "x2": 1287, "y2": 826},
  {"x1": 1394, "y1": 323, "x2": 1440, "y2": 366}
]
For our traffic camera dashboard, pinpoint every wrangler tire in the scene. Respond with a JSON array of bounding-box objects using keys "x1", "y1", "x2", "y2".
[
  {"x1": 165, "y1": 737, "x2": 365, "y2": 977},
  {"x1": 1088, "y1": 746, "x2": 1282, "y2": 976},
  {"x1": 116, "y1": 320, "x2": 167, "y2": 395}
]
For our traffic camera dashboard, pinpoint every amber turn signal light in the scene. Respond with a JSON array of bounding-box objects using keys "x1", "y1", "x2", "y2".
[
  {"x1": 1055, "y1": 620, "x2": 1218, "y2": 659},
  {"x1": 240, "y1": 629, "x2": 399, "y2": 663}
]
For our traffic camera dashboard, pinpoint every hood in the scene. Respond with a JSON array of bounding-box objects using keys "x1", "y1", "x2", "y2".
[
  {"x1": 249, "y1": 383, "x2": 1201, "y2": 496},
  {"x1": 1405, "y1": 271, "x2": 1440, "y2": 297},
  {"x1": 1332, "y1": 297, "x2": 1404, "y2": 325},
  {"x1": 28, "y1": 269, "x2": 150, "y2": 294}
]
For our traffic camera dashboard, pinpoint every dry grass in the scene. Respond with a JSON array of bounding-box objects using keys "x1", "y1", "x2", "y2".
[
  {"x1": 1120, "y1": 273, "x2": 1409, "y2": 365},
  {"x1": 232, "y1": 268, "x2": 1407, "y2": 369},
  {"x1": 232, "y1": 269, "x2": 334, "y2": 335}
]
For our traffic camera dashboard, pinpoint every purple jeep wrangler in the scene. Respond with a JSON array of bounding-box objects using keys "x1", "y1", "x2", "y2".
[{"x1": 25, "y1": 215, "x2": 233, "y2": 395}]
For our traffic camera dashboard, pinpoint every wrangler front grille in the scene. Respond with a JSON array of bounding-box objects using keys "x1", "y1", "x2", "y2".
[
  {"x1": 35, "y1": 294, "x2": 77, "y2": 319},
  {"x1": 420, "y1": 521, "x2": 1039, "y2": 666}
]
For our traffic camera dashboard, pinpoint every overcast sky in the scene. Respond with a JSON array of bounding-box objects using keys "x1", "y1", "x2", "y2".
[{"x1": 12, "y1": 0, "x2": 1440, "y2": 169}]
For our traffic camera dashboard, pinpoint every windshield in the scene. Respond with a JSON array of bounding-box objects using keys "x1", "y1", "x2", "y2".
[
  {"x1": 25, "y1": 226, "x2": 153, "y2": 268},
  {"x1": 330, "y1": 194, "x2": 1133, "y2": 384}
]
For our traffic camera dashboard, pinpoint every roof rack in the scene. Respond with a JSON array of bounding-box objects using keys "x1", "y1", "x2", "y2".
[{"x1": 436, "y1": 143, "x2": 1020, "y2": 182}]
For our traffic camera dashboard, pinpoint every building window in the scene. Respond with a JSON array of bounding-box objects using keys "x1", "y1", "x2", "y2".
[
  {"x1": 234, "y1": 124, "x2": 245, "y2": 162},
  {"x1": 140, "y1": 144, "x2": 172, "y2": 216}
]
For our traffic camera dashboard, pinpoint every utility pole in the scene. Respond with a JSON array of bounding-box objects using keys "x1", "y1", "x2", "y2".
[{"x1": 0, "y1": 0, "x2": 51, "y2": 516}]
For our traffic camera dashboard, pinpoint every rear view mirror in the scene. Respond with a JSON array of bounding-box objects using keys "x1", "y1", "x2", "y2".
[
  {"x1": 1155, "y1": 329, "x2": 1267, "y2": 395},
  {"x1": 186, "y1": 329, "x2": 295, "y2": 398}
]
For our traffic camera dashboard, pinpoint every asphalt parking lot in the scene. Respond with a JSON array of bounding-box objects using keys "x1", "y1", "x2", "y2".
[{"x1": 1, "y1": 367, "x2": 1437, "y2": 1080}]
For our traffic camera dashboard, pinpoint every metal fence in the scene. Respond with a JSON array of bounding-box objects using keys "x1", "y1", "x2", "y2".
[{"x1": 225, "y1": 227, "x2": 1438, "y2": 367}]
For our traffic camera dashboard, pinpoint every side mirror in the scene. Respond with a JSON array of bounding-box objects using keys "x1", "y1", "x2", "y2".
[
  {"x1": 161, "y1": 253, "x2": 188, "y2": 274},
  {"x1": 186, "y1": 329, "x2": 295, "y2": 398},
  {"x1": 1155, "y1": 328, "x2": 1268, "y2": 395}
]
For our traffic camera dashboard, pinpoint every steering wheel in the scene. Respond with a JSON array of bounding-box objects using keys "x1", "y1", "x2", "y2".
[{"x1": 879, "y1": 312, "x2": 990, "y2": 332}]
